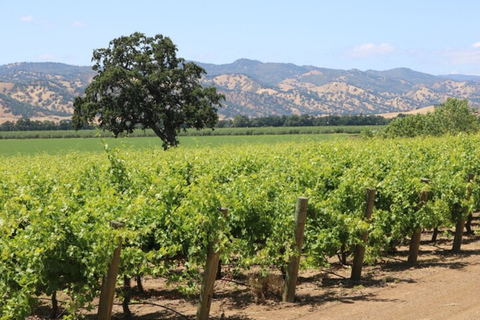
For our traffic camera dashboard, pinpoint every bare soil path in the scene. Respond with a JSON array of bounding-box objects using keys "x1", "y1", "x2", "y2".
[
  {"x1": 107, "y1": 230, "x2": 480, "y2": 320},
  {"x1": 31, "y1": 227, "x2": 480, "y2": 319},
  {"x1": 299, "y1": 242, "x2": 480, "y2": 320}
]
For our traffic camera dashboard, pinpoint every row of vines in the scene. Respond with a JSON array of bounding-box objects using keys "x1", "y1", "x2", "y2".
[{"x1": 1, "y1": 134, "x2": 480, "y2": 318}]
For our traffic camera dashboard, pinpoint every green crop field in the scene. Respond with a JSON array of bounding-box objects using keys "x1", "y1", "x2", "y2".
[
  {"x1": 0, "y1": 133, "x2": 352, "y2": 156},
  {"x1": 0, "y1": 125, "x2": 378, "y2": 140}
]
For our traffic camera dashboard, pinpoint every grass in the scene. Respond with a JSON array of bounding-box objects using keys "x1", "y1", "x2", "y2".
[
  {"x1": 0, "y1": 125, "x2": 380, "y2": 140},
  {"x1": 0, "y1": 133, "x2": 353, "y2": 156}
]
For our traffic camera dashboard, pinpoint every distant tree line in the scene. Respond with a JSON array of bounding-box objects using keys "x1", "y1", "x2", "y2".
[
  {"x1": 0, "y1": 114, "x2": 390, "y2": 132},
  {"x1": 0, "y1": 118, "x2": 94, "y2": 131},
  {"x1": 218, "y1": 114, "x2": 390, "y2": 128}
]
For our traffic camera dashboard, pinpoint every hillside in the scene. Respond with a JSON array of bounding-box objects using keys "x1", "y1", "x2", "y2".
[
  {"x1": 0, "y1": 62, "x2": 93, "y2": 122},
  {"x1": 1, "y1": 59, "x2": 480, "y2": 123},
  {"x1": 198, "y1": 60, "x2": 480, "y2": 117}
]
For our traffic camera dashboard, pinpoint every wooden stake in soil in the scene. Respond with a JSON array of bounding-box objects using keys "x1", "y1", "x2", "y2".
[
  {"x1": 351, "y1": 188, "x2": 376, "y2": 282},
  {"x1": 98, "y1": 221, "x2": 126, "y2": 320},
  {"x1": 283, "y1": 197, "x2": 309, "y2": 303},
  {"x1": 407, "y1": 179, "x2": 430, "y2": 265},
  {"x1": 407, "y1": 227, "x2": 422, "y2": 265},
  {"x1": 452, "y1": 173, "x2": 475, "y2": 253},
  {"x1": 196, "y1": 207, "x2": 228, "y2": 320}
]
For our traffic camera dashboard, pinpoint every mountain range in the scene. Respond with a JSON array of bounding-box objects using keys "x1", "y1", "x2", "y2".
[{"x1": 1, "y1": 59, "x2": 480, "y2": 123}]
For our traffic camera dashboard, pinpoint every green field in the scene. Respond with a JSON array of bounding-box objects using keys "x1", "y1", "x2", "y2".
[
  {"x1": 0, "y1": 133, "x2": 353, "y2": 156},
  {"x1": 0, "y1": 125, "x2": 379, "y2": 139}
]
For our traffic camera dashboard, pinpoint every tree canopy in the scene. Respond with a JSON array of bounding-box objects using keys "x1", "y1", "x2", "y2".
[
  {"x1": 380, "y1": 98, "x2": 479, "y2": 138},
  {"x1": 73, "y1": 32, "x2": 224, "y2": 148}
]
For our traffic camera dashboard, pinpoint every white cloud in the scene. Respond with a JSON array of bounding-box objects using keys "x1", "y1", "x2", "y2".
[
  {"x1": 472, "y1": 42, "x2": 480, "y2": 49},
  {"x1": 72, "y1": 21, "x2": 86, "y2": 28},
  {"x1": 20, "y1": 15, "x2": 56, "y2": 27},
  {"x1": 38, "y1": 54, "x2": 56, "y2": 61},
  {"x1": 20, "y1": 16, "x2": 33, "y2": 22},
  {"x1": 444, "y1": 47, "x2": 480, "y2": 65},
  {"x1": 347, "y1": 43, "x2": 396, "y2": 58}
]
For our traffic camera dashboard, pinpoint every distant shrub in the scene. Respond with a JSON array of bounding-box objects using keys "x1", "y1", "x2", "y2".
[{"x1": 380, "y1": 98, "x2": 479, "y2": 138}]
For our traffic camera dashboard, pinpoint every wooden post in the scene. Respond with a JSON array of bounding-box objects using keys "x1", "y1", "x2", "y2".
[
  {"x1": 351, "y1": 188, "x2": 376, "y2": 281},
  {"x1": 407, "y1": 227, "x2": 422, "y2": 265},
  {"x1": 407, "y1": 178, "x2": 430, "y2": 265},
  {"x1": 97, "y1": 221, "x2": 125, "y2": 320},
  {"x1": 452, "y1": 173, "x2": 475, "y2": 253},
  {"x1": 283, "y1": 197, "x2": 309, "y2": 303},
  {"x1": 196, "y1": 208, "x2": 228, "y2": 320}
]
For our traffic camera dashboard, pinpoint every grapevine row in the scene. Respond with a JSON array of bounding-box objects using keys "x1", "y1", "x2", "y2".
[{"x1": 1, "y1": 134, "x2": 480, "y2": 318}]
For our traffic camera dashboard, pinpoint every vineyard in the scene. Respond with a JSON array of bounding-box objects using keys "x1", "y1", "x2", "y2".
[{"x1": 1, "y1": 134, "x2": 480, "y2": 319}]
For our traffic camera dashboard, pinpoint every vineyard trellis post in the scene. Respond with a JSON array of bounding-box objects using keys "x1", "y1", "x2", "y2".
[
  {"x1": 196, "y1": 207, "x2": 228, "y2": 320},
  {"x1": 407, "y1": 178, "x2": 430, "y2": 265},
  {"x1": 351, "y1": 188, "x2": 376, "y2": 281},
  {"x1": 452, "y1": 173, "x2": 475, "y2": 253},
  {"x1": 97, "y1": 220, "x2": 126, "y2": 320},
  {"x1": 283, "y1": 196, "x2": 309, "y2": 303}
]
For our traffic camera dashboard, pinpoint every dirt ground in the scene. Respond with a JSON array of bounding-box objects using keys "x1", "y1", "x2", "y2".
[{"x1": 31, "y1": 225, "x2": 480, "y2": 320}]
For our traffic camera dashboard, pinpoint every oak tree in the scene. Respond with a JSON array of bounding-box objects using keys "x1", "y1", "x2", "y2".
[{"x1": 73, "y1": 32, "x2": 224, "y2": 148}]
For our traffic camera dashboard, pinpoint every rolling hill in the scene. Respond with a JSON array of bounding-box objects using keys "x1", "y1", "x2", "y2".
[
  {"x1": 1, "y1": 59, "x2": 480, "y2": 123},
  {"x1": 0, "y1": 62, "x2": 93, "y2": 122}
]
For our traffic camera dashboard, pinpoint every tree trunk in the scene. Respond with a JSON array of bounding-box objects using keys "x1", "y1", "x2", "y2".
[
  {"x1": 150, "y1": 124, "x2": 178, "y2": 149},
  {"x1": 431, "y1": 227, "x2": 439, "y2": 243},
  {"x1": 50, "y1": 291, "x2": 58, "y2": 319},
  {"x1": 123, "y1": 275, "x2": 132, "y2": 320},
  {"x1": 465, "y1": 214, "x2": 473, "y2": 234},
  {"x1": 164, "y1": 124, "x2": 178, "y2": 148},
  {"x1": 216, "y1": 260, "x2": 223, "y2": 280},
  {"x1": 136, "y1": 275, "x2": 144, "y2": 294},
  {"x1": 340, "y1": 244, "x2": 347, "y2": 265}
]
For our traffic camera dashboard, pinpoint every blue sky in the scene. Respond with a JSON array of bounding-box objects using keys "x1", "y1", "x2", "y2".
[{"x1": 1, "y1": 0, "x2": 480, "y2": 75}]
